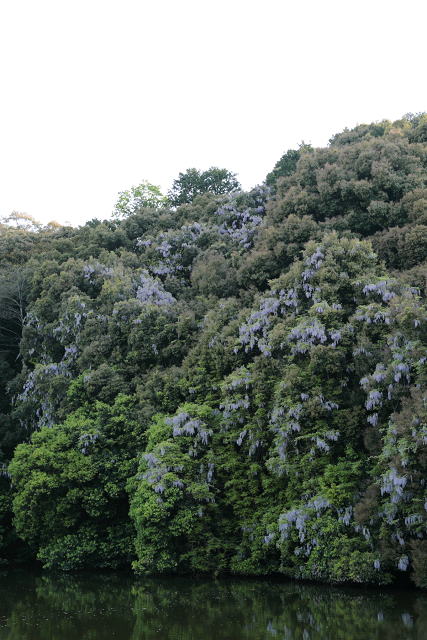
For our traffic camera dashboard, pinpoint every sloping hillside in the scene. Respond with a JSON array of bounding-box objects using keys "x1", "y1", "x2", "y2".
[{"x1": 2, "y1": 113, "x2": 427, "y2": 586}]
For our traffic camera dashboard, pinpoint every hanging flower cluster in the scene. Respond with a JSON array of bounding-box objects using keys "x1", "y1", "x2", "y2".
[
  {"x1": 215, "y1": 184, "x2": 270, "y2": 249},
  {"x1": 140, "y1": 406, "x2": 217, "y2": 508},
  {"x1": 137, "y1": 223, "x2": 208, "y2": 278},
  {"x1": 134, "y1": 271, "x2": 176, "y2": 308},
  {"x1": 134, "y1": 186, "x2": 269, "y2": 282},
  {"x1": 18, "y1": 295, "x2": 92, "y2": 429},
  {"x1": 166, "y1": 411, "x2": 213, "y2": 451}
]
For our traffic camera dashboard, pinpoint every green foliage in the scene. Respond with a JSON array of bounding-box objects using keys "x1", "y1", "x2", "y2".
[
  {"x1": 265, "y1": 142, "x2": 313, "y2": 194},
  {"x1": 190, "y1": 250, "x2": 238, "y2": 298},
  {"x1": 167, "y1": 167, "x2": 241, "y2": 207},
  {"x1": 267, "y1": 117, "x2": 427, "y2": 240},
  {"x1": 9, "y1": 395, "x2": 142, "y2": 569},
  {"x1": 3, "y1": 113, "x2": 427, "y2": 587},
  {"x1": 112, "y1": 180, "x2": 168, "y2": 219}
]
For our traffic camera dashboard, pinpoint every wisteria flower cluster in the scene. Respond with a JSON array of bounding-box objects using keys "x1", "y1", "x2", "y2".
[
  {"x1": 137, "y1": 223, "x2": 208, "y2": 278},
  {"x1": 215, "y1": 184, "x2": 270, "y2": 249},
  {"x1": 134, "y1": 271, "x2": 176, "y2": 308}
]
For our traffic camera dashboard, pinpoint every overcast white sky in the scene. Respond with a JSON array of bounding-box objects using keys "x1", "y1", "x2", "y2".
[{"x1": 1, "y1": 0, "x2": 426, "y2": 227}]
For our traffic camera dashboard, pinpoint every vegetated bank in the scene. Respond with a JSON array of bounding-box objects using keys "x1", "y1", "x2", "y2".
[{"x1": 1, "y1": 113, "x2": 427, "y2": 587}]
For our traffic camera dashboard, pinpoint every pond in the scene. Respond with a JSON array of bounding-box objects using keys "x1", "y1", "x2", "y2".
[{"x1": 0, "y1": 570, "x2": 426, "y2": 639}]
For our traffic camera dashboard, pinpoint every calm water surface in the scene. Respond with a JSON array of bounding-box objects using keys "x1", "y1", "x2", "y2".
[{"x1": 0, "y1": 570, "x2": 426, "y2": 639}]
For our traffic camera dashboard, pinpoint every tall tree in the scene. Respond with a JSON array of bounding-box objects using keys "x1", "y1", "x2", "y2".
[
  {"x1": 167, "y1": 167, "x2": 241, "y2": 207},
  {"x1": 112, "y1": 180, "x2": 168, "y2": 219},
  {"x1": 0, "y1": 266, "x2": 31, "y2": 351}
]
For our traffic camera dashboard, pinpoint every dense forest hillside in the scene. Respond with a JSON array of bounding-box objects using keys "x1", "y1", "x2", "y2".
[{"x1": 1, "y1": 113, "x2": 427, "y2": 586}]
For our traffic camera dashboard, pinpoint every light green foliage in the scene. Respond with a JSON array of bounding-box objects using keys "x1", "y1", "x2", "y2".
[
  {"x1": 9, "y1": 395, "x2": 141, "y2": 569},
  {"x1": 112, "y1": 180, "x2": 168, "y2": 219}
]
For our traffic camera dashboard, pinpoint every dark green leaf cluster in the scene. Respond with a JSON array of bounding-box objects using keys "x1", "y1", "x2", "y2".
[
  {"x1": 265, "y1": 142, "x2": 313, "y2": 195},
  {"x1": 167, "y1": 167, "x2": 241, "y2": 207}
]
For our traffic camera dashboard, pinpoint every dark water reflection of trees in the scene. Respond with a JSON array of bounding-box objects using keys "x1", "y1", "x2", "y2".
[{"x1": 1, "y1": 571, "x2": 426, "y2": 640}]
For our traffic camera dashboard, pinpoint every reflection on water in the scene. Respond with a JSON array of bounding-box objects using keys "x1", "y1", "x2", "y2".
[{"x1": 0, "y1": 571, "x2": 426, "y2": 640}]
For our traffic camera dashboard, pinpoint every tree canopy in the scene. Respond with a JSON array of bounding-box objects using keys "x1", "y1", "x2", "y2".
[
  {"x1": 112, "y1": 180, "x2": 168, "y2": 218},
  {"x1": 167, "y1": 167, "x2": 241, "y2": 207},
  {"x1": 2, "y1": 113, "x2": 427, "y2": 588}
]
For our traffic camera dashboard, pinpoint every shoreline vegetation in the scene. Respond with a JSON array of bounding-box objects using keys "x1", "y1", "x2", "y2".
[{"x1": 2, "y1": 113, "x2": 427, "y2": 588}]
